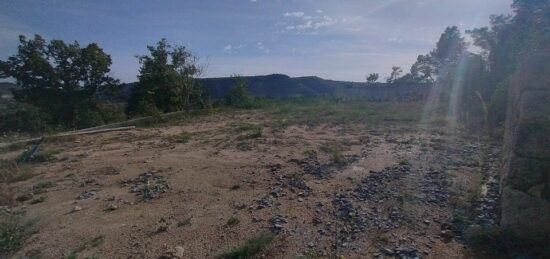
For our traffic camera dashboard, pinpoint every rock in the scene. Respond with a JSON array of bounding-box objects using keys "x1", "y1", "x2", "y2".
[
  {"x1": 106, "y1": 203, "x2": 118, "y2": 211},
  {"x1": 174, "y1": 246, "x2": 184, "y2": 258},
  {"x1": 297, "y1": 198, "x2": 304, "y2": 202},
  {"x1": 159, "y1": 246, "x2": 185, "y2": 258},
  {"x1": 77, "y1": 190, "x2": 97, "y2": 200},
  {"x1": 380, "y1": 247, "x2": 394, "y2": 255},
  {"x1": 72, "y1": 205, "x2": 82, "y2": 213}
]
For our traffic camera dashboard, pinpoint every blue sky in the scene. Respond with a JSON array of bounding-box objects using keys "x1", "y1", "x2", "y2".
[{"x1": 1, "y1": 0, "x2": 512, "y2": 83}]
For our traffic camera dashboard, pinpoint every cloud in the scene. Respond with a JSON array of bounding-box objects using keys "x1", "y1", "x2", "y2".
[
  {"x1": 314, "y1": 16, "x2": 337, "y2": 29},
  {"x1": 256, "y1": 42, "x2": 270, "y2": 54},
  {"x1": 283, "y1": 11, "x2": 305, "y2": 17},
  {"x1": 223, "y1": 44, "x2": 245, "y2": 53},
  {"x1": 282, "y1": 13, "x2": 338, "y2": 33},
  {"x1": 250, "y1": 0, "x2": 258, "y2": 2}
]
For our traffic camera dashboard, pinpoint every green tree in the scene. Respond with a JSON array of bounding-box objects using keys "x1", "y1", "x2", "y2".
[
  {"x1": 126, "y1": 39, "x2": 206, "y2": 116},
  {"x1": 226, "y1": 75, "x2": 254, "y2": 108},
  {"x1": 0, "y1": 34, "x2": 120, "y2": 127},
  {"x1": 366, "y1": 73, "x2": 379, "y2": 83}
]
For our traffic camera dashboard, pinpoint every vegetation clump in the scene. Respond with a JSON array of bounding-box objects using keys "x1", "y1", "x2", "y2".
[{"x1": 218, "y1": 232, "x2": 274, "y2": 259}]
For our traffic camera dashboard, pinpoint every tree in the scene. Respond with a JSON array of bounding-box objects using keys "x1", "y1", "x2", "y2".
[
  {"x1": 431, "y1": 26, "x2": 467, "y2": 67},
  {"x1": 386, "y1": 66, "x2": 402, "y2": 83},
  {"x1": 226, "y1": 75, "x2": 254, "y2": 108},
  {"x1": 410, "y1": 54, "x2": 436, "y2": 83},
  {"x1": 366, "y1": 73, "x2": 379, "y2": 83},
  {"x1": 0, "y1": 34, "x2": 120, "y2": 127},
  {"x1": 126, "y1": 39, "x2": 206, "y2": 116}
]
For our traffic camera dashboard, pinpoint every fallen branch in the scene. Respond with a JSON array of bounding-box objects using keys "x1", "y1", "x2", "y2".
[{"x1": 0, "y1": 126, "x2": 136, "y2": 150}]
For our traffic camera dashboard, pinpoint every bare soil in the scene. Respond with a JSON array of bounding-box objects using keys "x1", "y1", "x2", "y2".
[{"x1": 0, "y1": 109, "x2": 501, "y2": 259}]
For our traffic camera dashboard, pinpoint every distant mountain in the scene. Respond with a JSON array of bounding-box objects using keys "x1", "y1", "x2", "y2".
[
  {"x1": 2, "y1": 74, "x2": 433, "y2": 102},
  {"x1": 200, "y1": 74, "x2": 336, "y2": 99},
  {"x1": 197, "y1": 74, "x2": 431, "y2": 101}
]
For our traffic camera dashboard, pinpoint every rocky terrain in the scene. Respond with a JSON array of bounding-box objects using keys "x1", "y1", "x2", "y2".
[{"x1": 0, "y1": 104, "x2": 502, "y2": 258}]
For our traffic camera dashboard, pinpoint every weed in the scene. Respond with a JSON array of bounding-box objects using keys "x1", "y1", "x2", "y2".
[
  {"x1": 319, "y1": 141, "x2": 348, "y2": 165},
  {"x1": 177, "y1": 217, "x2": 192, "y2": 227},
  {"x1": 217, "y1": 232, "x2": 274, "y2": 259},
  {"x1": 233, "y1": 123, "x2": 263, "y2": 140},
  {"x1": 29, "y1": 195, "x2": 47, "y2": 204},
  {"x1": 177, "y1": 130, "x2": 192, "y2": 143},
  {"x1": 29, "y1": 150, "x2": 58, "y2": 163},
  {"x1": 89, "y1": 235, "x2": 105, "y2": 248},
  {"x1": 0, "y1": 160, "x2": 34, "y2": 183},
  {"x1": 230, "y1": 184, "x2": 241, "y2": 190},
  {"x1": 226, "y1": 216, "x2": 240, "y2": 227},
  {"x1": 398, "y1": 158, "x2": 410, "y2": 165},
  {"x1": 0, "y1": 217, "x2": 37, "y2": 256},
  {"x1": 32, "y1": 181, "x2": 56, "y2": 194},
  {"x1": 96, "y1": 166, "x2": 121, "y2": 175}
]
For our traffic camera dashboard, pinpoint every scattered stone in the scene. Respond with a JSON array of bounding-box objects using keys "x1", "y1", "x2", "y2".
[
  {"x1": 71, "y1": 205, "x2": 82, "y2": 213},
  {"x1": 77, "y1": 190, "x2": 97, "y2": 200},
  {"x1": 123, "y1": 172, "x2": 169, "y2": 201},
  {"x1": 270, "y1": 215, "x2": 288, "y2": 233}
]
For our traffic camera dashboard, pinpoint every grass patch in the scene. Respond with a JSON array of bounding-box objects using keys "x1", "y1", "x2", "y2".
[
  {"x1": 225, "y1": 216, "x2": 240, "y2": 227},
  {"x1": 29, "y1": 195, "x2": 47, "y2": 204},
  {"x1": 260, "y1": 97, "x2": 425, "y2": 127},
  {"x1": 230, "y1": 184, "x2": 241, "y2": 190},
  {"x1": 32, "y1": 181, "x2": 56, "y2": 194},
  {"x1": 177, "y1": 217, "x2": 192, "y2": 227},
  {"x1": 89, "y1": 235, "x2": 105, "y2": 248},
  {"x1": 0, "y1": 216, "x2": 37, "y2": 256},
  {"x1": 0, "y1": 160, "x2": 34, "y2": 183},
  {"x1": 398, "y1": 158, "x2": 410, "y2": 166},
  {"x1": 319, "y1": 141, "x2": 348, "y2": 165},
  {"x1": 233, "y1": 123, "x2": 263, "y2": 140},
  {"x1": 217, "y1": 232, "x2": 274, "y2": 259},
  {"x1": 28, "y1": 150, "x2": 59, "y2": 163}
]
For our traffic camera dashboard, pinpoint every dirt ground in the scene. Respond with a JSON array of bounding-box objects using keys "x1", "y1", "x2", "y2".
[{"x1": 0, "y1": 109, "x2": 501, "y2": 259}]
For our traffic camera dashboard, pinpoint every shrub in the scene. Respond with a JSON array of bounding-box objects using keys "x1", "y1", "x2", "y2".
[
  {"x1": 226, "y1": 76, "x2": 259, "y2": 109},
  {"x1": 218, "y1": 232, "x2": 274, "y2": 259},
  {"x1": 74, "y1": 102, "x2": 126, "y2": 129},
  {"x1": 0, "y1": 103, "x2": 51, "y2": 134},
  {"x1": 0, "y1": 216, "x2": 37, "y2": 256}
]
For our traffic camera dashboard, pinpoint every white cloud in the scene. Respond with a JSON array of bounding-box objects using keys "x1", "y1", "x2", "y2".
[
  {"x1": 223, "y1": 44, "x2": 232, "y2": 52},
  {"x1": 250, "y1": 0, "x2": 258, "y2": 2},
  {"x1": 283, "y1": 11, "x2": 305, "y2": 17}
]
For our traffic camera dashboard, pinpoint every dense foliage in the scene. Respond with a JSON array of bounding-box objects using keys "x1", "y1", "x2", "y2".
[
  {"x1": 390, "y1": 0, "x2": 549, "y2": 133},
  {"x1": 0, "y1": 35, "x2": 121, "y2": 129},
  {"x1": 126, "y1": 39, "x2": 208, "y2": 116}
]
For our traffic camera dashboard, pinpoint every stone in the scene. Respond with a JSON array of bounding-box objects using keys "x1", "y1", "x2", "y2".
[
  {"x1": 380, "y1": 248, "x2": 394, "y2": 255},
  {"x1": 174, "y1": 246, "x2": 184, "y2": 258},
  {"x1": 106, "y1": 203, "x2": 118, "y2": 211},
  {"x1": 72, "y1": 205, "x2": 82, "y2": 212},
  {"x1": 159, "y1": 246, "x2": 185, "y2": 259}
]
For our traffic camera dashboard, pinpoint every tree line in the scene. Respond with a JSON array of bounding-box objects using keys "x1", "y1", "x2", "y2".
[
  {"x1": 367, "y1": 0, "x2": 548, "y2": 133},
  {"x1": 0, "y1": 37, "x2": 252, "y2": 133}
]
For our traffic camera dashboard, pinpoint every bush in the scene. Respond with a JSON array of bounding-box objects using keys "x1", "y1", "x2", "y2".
[
  {"x1": 74, "y1": 102, "x2": 126, "y2": 129},
  {"x1": 226, "y1": 76, "x2": 258, "y2": 109},
  {"x1": 0, "y1": 103, "x2": 51, "y2": 134}
]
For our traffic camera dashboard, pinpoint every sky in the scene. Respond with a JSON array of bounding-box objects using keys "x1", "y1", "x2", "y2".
[{"x1": 0, "y1": 0, "x2": 512, "y2": 83}]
